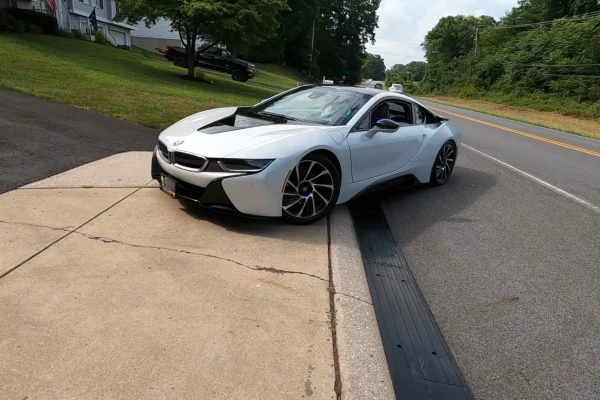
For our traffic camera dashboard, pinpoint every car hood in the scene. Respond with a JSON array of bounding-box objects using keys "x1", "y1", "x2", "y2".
[{"x1": 158, "y1": 107, "x2": 330, "y2": 158}]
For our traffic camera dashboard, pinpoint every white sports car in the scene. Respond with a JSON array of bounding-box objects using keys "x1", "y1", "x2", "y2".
[{"x1": 151, "y1": 85, "x2": 461, "y2": 224}]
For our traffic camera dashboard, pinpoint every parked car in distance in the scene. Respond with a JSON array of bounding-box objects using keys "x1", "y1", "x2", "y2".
[
  {"x1": 389, "y1": 83, "x2": 404, "y2": 93},
  {"x1": 374, "y1": 83, "x2": 383, "y2": 89},
  {"x1": 160, "y1": 45, "x2": 256, "y2": 82}
]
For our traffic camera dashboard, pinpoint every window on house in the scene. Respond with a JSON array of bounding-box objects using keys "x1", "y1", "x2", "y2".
[{"x1": 84, "y1": 0, "x2": 103, "y2": 8}]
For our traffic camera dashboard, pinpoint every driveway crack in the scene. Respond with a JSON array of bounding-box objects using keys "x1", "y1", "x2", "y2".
[
  {"x1": 0, "y1": 219, "x2": 73, "y2": 232},
  {"x1": 73, "y1": 231, "x2": 328, "y2": 282},
  {"x1": 335, "y1": 291, "x2": 373, "y2": 306}
]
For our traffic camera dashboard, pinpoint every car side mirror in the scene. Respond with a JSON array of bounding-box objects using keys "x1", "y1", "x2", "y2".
[
  {"x1": 366, "y1": 119, "x2": 400, "y2": 138},
  {"x1": 375, "y1": 119, "x2": 400, "y2": 130}
]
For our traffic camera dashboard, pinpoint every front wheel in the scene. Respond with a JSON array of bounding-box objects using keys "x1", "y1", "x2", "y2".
[
  {"x1": 429, "y1": 141, "x2": 456, "y2": 186},
  {"x1": 231, "y1": 69, "x2": 247, "y2": 82},
  {"x1": 282, "y1": 154, "x2": 341, "y2": 224}
]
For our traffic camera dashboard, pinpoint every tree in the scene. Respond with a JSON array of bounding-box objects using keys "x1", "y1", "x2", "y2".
[
  {"x1": 361, "y1": 53, "x2": 386, "y2": 80},
  {"x1": 116, "y1": 0, "x2": 288, "y2": 78},
  {"x1": 315, "y1": 0, "x2": 381, "y2": 84},
  {"x1": 418, "y1": 0, "x2": 600, "y2": 110}
]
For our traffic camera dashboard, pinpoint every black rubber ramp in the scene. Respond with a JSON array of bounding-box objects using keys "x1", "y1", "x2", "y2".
[{"x1": 351, "y1": 200, "x2": 472, "y2": 399}]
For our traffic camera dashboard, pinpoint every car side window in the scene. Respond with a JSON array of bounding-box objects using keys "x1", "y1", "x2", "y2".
[
  {"x1": 353, "y1": 99, "x2": 414, "y2": 131},
  {"x1": 387, "y1": 101, "x2": 413, "y2": 125},
  {"x1": 356, "y1": 113, "x2": 371, "y2": 131},
  {"x1": 205, "y1": 47, "x2": 221, "y2": 56},
  {"x1": 414, "y1": 104, "x2": 426, "y2": 124}
]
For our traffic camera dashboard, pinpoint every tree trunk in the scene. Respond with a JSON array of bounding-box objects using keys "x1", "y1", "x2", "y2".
[{"x1": 186, "y1": 41, "x2": 195, "y2": 79}]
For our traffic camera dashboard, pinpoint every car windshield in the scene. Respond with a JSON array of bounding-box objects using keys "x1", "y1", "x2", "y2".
[
  {"x1": 392, "y1": 84, "x2": 402, "y2": 89},
  {"x1": 253, "y1": 87, "x2": 371, "y2": 126}
]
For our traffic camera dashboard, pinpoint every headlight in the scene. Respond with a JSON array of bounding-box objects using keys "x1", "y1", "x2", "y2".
[{"x1": 217, "y1": 159, "x2": 274, "y2": 173}]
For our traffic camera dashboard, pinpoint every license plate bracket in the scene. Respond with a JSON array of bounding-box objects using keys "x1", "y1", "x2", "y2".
[{"x1": 160, "y1": 175, "x2": 177, "y2": 198}]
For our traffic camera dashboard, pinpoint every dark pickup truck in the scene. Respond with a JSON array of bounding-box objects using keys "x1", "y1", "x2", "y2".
[{"x1": 161, "y1": 45, "x2": 256, "y2": 82}]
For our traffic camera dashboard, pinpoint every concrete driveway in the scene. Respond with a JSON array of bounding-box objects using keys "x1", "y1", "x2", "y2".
[{"x1": 0, "y1": 152, "x2": 335, "y2": 399}]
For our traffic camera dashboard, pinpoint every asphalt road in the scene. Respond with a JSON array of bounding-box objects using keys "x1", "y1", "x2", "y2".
[
  {"x1": 418, "y1": 99, "x2": 600, "y2": 205},
  {"x1": 382, "y1": 101, "x2": 600, "y2": 399},
  {"x1": 0, "y1": 90, "x2": 157, "y2": 194}
]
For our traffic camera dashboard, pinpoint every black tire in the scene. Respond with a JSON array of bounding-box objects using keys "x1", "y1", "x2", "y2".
[
  {"x1": 231, "y1": 69, "x2": 246, "y2": 81},
  {"x1": 174, "y1": 57, "x2": 187, "y2": 68},
  {"x1": 429, "y1": 140, "x2": 456, "y2": 186},
  {"x1": 282, "y1": 153, "x2": 341, "y2": 225}
]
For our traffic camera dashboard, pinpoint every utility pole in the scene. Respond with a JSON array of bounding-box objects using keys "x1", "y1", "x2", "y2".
[
  {"x1": 310, "y1": 19, "x2": 315, "y2": 62},
  {"x1": 474, "y1": 26, "x2": 479, "y2": 54}
]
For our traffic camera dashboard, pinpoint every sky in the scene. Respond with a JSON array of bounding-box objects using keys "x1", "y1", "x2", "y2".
[{"x1": 366, "y1": 0, "x2": 519, "y2": 68}]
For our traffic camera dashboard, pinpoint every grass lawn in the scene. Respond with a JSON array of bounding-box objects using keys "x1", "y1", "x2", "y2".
[
  {"x1": 0, "y1": 34, "x2": 302, "y2": 129},
  {"x1": 420, "y1": 96, "x2": 600, "y2": 140}
]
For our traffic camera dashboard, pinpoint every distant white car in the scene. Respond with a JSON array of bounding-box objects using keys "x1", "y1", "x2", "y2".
[
  {"x1": 152, "y1": 85, "x2": 461, "y2": 224},
  {"x1": 389, "y1": 83, "x2": 404, "y2": 94}
]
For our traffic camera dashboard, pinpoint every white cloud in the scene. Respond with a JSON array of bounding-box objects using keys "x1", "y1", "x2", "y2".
[{"x1": 367, "y1": 0, "x2": 519, "y2": 68}]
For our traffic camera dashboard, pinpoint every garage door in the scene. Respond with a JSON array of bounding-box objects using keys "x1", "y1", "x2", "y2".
[{"x1": 108, "y1": 29, "x2": 126, "y2": 46}]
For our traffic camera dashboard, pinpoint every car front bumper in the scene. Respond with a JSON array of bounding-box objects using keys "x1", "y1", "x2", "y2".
[{"x1": 151, "y1": 148, "x2": 299, "y2": 217}]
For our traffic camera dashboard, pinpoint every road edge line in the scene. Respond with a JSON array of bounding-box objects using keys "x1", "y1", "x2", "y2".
[
  {"x1": 463, "y1": 144, "x2": 600, "y2": 215},
  {"x1": 428, "y1": 106, "x2": 600, "y2": 157},
  {"x1": 329, "y1": 205, "x2": 395, "y2": 400}
]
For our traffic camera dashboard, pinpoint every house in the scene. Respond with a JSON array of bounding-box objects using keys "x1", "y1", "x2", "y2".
[
  {"x1": 131, "y1": 18, "x2": 182, "y2": 53},
  {"x1": 0, "y1": 0, "x2": 134, "y2": 48}
]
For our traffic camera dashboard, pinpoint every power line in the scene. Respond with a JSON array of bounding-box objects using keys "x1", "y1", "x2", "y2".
[
  {"x1": 367, "y1": 49, "x2": 425, "y2": 58},
  {"x1": 376, "y1": 37, "x2": 422, "y2": 46},
  {"x1": 481, "y1": 11, "x2": 600, "y2": 30}
]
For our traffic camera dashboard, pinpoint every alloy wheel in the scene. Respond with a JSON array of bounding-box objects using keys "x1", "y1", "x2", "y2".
[
  {"x1": 282, "y1": 160, "x2": 335, "y2": 219},
  {"x1": 435, "y1": 143, "x2": 456, "y2": 183}
]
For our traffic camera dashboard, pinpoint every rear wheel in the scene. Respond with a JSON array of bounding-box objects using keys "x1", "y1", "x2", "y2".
[
  {"x1": 429, "y1": 141, "x2": 456, "y2": 186},
  {"x1": 174, "y1": 57, "x2": 187, "y2": 68},
  {"x1": 282, "y1": 154, "x2": 341, "y2": 224}
]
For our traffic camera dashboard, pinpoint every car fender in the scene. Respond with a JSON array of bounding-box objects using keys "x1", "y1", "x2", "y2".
[
  {"x1": 227, "y1": 128, "x2": 353, "y2": 187},
  {"x1": 414, "y1": 122, "x2": 461, "y2": 162}
]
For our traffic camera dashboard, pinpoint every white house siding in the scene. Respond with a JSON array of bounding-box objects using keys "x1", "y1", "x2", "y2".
[
  {"x1": 16, "y1": 0, "x2": 46, "y2": 11},
  {"x1": 60, "y1": 0, "x2": 69, "y2": 29},
  {"x1": 71, "y1": 0, "x2": 108, "y2": 20}
]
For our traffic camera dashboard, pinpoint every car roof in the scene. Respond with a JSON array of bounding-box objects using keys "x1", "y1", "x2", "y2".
[{"x1": 323, "y1": 85, "x2": 385, "y2": 96}]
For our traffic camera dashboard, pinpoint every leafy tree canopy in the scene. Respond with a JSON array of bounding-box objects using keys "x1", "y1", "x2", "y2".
[
  {"x1": 419, "y1": 0, "x2": 600, "y2": 106},
  {"x1": 361, "y1": 53, "x2": 386, "y2": 80}
]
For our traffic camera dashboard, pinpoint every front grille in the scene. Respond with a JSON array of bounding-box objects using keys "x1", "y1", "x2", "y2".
[
  {"x1": 173, "y1": 151, "x2": 208, "y2": 171},
  {"x1": 158, "y1": 141, "x2": 170, "y2": 163},
  {"x1": 174, "y1": 176, "x2": 206, "y2": 200}
]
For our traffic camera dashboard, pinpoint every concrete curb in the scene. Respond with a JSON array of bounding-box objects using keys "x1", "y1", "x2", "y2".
[{"x1": 329, "y1": 205, "x2": 395, "y2": 400}]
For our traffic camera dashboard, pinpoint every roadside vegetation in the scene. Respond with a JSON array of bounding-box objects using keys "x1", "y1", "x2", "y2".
[
  {"x1": 0, "y1": 34, "x2": 294, "y2": 129},
  {"x1": 421, "y1": 96, "x2": 600, "y2": 139},
  {"x1": 415, "y1": 0, "x2": 600, "y2": 124}
]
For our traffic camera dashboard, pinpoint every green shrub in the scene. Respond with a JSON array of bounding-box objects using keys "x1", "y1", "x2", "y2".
[
  {"x1": 27, "y1": 23, "x2": 45, "y2": 34},
  {"x1": 0, "y1": 10, "x2": 26, "y2": 32},
  {"x1": 72, "y1": 30, "x2": 86, "y2": 40},
  {"x1": 3, "y1": 8, "x2": 58, "y2": 35},
  {"x1": 92, "y1": 29, "x2": 111, "y2": 45},
  {"x1": 57, "y1": 29, "x2": 74, "y2": 39}
]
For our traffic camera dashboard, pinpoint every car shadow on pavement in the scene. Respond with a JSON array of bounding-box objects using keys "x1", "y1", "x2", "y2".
[
  {"x1": 176, "y1": 198, "x2": 327, "y2": 246},
  {"x1": 351, "y1": 166, "x2": 497, "y2": 247}
]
